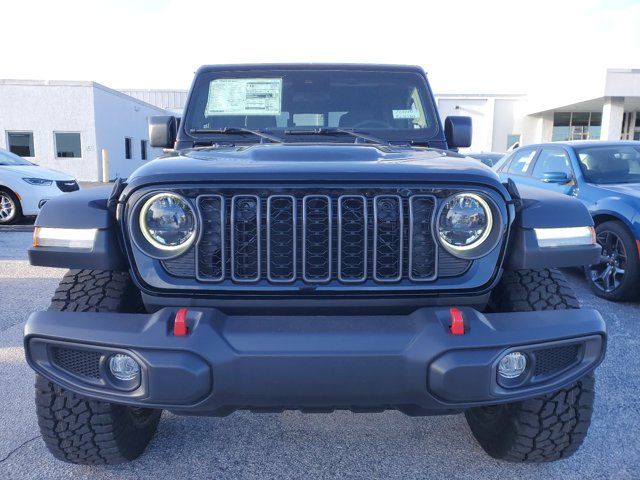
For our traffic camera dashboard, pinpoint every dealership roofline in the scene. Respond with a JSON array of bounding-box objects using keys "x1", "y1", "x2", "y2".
[
  {"x1": 434, "y1": 93, "x2": 526, "y2": 98},
  {"x1": 0, "y1": 79, "x2": 168, "y2": 113}
]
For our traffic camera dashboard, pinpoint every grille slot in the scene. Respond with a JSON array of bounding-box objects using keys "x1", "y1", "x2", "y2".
[
  {"x1": 56, "y1": 180, "x2": 80, "y2": 192},
  {"x1": 409, "y1": 195, "x2": 437, "y2": 281},
  {"x1": 52, "y1": 347, "x2": 101, "y2": 380},
  {"x1": 373, "y1": 195, "x2": 403, "y2": 282},
  {"x1": 267, "y1": 195, "x2": 297, "y2": 282},
  {"x1": 534, "y1": 344, "x2": 581, "y2": 377},
  {"x1": 303, "y1": 195, "x2": 332, "y2": 282},
  {"x1": 231, "y1": 195, "x2": 261, "y2": 282},
  {"x1": 338, "y1": 196, "x2": 367, "y2": 282},
  {"x1": 197, "y1": 195, "x2": 225, "y2": 281}
]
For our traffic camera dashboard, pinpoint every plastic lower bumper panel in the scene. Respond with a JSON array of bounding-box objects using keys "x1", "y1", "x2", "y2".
[{"x1": 24, "y1": 306, "x2": 606, "y2": 416}]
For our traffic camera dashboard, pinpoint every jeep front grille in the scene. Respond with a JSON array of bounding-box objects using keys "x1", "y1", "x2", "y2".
[
  {"x1": 158, "y1": 187, "x2": 475, "y2": 288},
  {"x1": 171, "y1": 189, "x2": 447, "y2": 285}
]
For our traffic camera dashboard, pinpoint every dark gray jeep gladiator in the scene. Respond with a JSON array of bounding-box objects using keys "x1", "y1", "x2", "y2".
[{"x1": 25, "y1": 64, "x2": 606, "y2": 465}]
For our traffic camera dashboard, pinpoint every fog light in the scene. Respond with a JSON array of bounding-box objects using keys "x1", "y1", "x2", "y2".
[
  {"x1": 108, "y1": 354, "x2": 140, "y2": 381},
  {"x1": 498, "y1": 352, "x2": 527, "y2": 379}
]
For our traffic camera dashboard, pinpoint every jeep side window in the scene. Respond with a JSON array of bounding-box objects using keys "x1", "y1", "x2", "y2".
[
  {"x1": 531, "y1": 148, "x2": 573, "y2": 180},
  {"x1": 505, "y1": 149, "x2": 537, "y2": 176}
]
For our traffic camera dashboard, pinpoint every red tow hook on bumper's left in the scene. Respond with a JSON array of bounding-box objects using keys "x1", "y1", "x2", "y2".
[{"x1": 449, "y1": 308, "x2": 465, "y2": 335}]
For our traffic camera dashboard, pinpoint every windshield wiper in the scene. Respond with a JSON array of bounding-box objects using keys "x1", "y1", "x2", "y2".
[
  {"x1": 189, "y1": 127, "x2": 284, "y2": 143},
  {"x1": 283, "y1": 127, "x2": 389, "y2": 145}
]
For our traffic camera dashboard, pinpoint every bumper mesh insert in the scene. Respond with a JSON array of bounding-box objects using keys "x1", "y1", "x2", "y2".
[
  {"x1": 533, "y1": 344, "x2": 581, "y2": 377},
  {"x1": 52, "y1": 347, "x2": 102, "y2": 380}
]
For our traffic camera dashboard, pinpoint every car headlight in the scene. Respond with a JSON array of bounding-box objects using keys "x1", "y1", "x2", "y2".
[
  {"x1": 137, "y1": 192, "x2": 197, "y2": 254},
  {"x1": 23, "y1": 177, "x2": 53, "y2": 186},
  {"x1": 437, "y1": 193, "x2": 500, "y2": 259}
]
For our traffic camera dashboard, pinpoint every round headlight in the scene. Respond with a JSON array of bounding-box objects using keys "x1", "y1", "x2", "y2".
[
  {"x1": 438, "y1": 193, "x2": 493, "y2": 255},
  {"x1": 139, "y1": 193, "x2": 196, "y2": 251}
]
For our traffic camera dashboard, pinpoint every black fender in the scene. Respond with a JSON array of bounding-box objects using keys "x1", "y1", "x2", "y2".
[
  {"x1": 28, "y1": 185, "x2": 128, "y2": 271},
  {"x1": 505, "y1": 184, "x2": 601, "y2": 270}
]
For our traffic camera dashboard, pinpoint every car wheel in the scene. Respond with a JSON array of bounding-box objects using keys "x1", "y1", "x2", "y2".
[
  {"x1": 466, "y1": 269, "x2": 595, "y2": 462},
  {"x1": 36, "y1": 270, "x2": 161, "y2": 464},
  {"x1": 0, "y1": 188, "x2": 23, "y2": 225},
  {"x1": 586, "y1": 221, "x2": 640, "y2": 302}
]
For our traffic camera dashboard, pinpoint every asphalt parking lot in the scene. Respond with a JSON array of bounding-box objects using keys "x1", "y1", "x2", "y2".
[{"x1": 0, "y1": 230, "x2": 638, "y2": 479}]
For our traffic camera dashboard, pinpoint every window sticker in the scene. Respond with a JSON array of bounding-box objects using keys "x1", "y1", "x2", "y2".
[
  {"x1": 392, "y1": 106, "x2": 420, "y2": 119},
  {"x1": 205, "y1": 78, "x2": 282, "y2": 116}
]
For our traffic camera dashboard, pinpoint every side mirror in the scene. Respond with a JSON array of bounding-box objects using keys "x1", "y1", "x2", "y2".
[
  {"x1": 444, "y1": 116, "x2": 472, "y2": 149},
  {"x1": 149, "y1": 116, "x2": 177, "y2": 148},
  {"x1": 542, "y1": 171, "x2": 571, "y2": 184}
]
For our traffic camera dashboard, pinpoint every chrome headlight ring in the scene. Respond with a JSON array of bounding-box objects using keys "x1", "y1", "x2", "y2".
[
  {"x1": 130, "y1": 192, "x2": 198, "y2": 260},
  {"x1": 436, "y1": 192, "x2": 502, "y2": 260}
]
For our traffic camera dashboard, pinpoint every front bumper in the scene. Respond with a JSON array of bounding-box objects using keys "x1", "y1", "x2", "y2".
[
  {"x1": 24, "y1": 306, "x2": 606, "y2": 416},
  {"x1": 19, "y1": 183, "x2": 70, "y2": 216}
]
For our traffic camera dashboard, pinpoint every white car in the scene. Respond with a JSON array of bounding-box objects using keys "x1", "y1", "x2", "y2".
[{"x1": 0, "y1": 148, "x2": 79, "y2": 224}]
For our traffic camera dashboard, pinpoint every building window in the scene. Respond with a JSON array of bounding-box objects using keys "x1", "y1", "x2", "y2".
[
  {"x1": 140, "y1": 139, "x2": 147, "y2": 160},
  {"x1": 125, "y1": 137, "x2": 132, "y2": 160},
  {"x1": 6, "y1": 131, "x2": 35, "y2": 157},
  {"x1": 54, "y1": 132, "x2": 82, "y2": 158},
  {"x1": 552, "y1": 112, "x2": 601, "y2": 141}
]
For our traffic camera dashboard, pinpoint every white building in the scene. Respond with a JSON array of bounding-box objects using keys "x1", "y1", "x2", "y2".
[
  {"x1": 119, "y1": 89, "x2": 188, "y2": 116},
  {"x1": 436, "y1": 93, "x2": 526, "y2": 152},
  {"x1": 0, "y1": 80, "x2": 168, "y2": 181},
  {"x1": 437, "y1": 68, "x2": 640, "y2": 153}
]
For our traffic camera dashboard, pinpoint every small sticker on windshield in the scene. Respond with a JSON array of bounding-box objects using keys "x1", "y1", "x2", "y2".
[
  {"x1": 205, "y1": 78, "x2": 282, "y2": 116},
  {"x1": 392, "y1": 108, "x2": 420, "y2": 119}
]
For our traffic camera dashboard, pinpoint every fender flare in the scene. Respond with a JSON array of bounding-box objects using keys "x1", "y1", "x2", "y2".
[{"x1": 28, "y1": 186, "x2": 128, "y2": 270}]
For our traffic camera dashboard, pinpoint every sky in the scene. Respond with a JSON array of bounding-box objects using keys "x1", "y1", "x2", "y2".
[{"x1": 1, "y1": 0, "x2": 639, "y2": 98}]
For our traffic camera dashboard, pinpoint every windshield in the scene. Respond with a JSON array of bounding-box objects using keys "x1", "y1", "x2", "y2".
[
  {"x1": 576, "y1": 145, "x2": 640, "y2": 184},
  {"x1": 184, "y1": 69, "x2": 438, "y2": 143},
  {"x1": 0, "y1": 149, "x2": 33, "y2": 166}
]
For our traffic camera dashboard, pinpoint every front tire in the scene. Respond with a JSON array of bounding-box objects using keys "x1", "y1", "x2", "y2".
[
  {"x1": 36, "y1": 270, "x2": 161, "y2": 465},
  {"x1": 466, "y1": 269, "x2": 596, "y2": 462},
  {"x1": 0, "y1": 188, "x2": 23, "y2": 224}
]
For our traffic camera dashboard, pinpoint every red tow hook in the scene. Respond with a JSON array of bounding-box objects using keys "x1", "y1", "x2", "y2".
[
  {"x1": 173, "y1": 308, "x2": 189, "y2": 336},
  {"x1": 449, "y1": 307, "x2": 465, "y2": 335}
]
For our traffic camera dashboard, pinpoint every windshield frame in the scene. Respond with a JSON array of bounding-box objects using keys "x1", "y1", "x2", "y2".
[
  {"x1": 0, "y1": 149, "x2": 35, "y2": 166},
  {"x1": 181, "y1": 67, "x2": 441, "y2": 145},
  {"x1": 575, "y1": 144, "x2": 640, "y2": 185}
]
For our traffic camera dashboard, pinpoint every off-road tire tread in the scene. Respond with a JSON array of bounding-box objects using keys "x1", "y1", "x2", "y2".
[
  {"x1": 467, "y1": 268, "x2": 595, "y2": 462},
  {"x1": 490, "y1": 268, "x2": 579, "y2": 312},
  {"x1": 36, "y1": 376, "x2": 160, "y2": 465},
  {"x1": 465, "y1": 374, "x2": 595, "y2": 462},
  {"x1": 35, "y1": 269, "x2": 159, "y2": 465},
  {"x1": 49, "y1": 269, "x2": 143, "y2": 313}
]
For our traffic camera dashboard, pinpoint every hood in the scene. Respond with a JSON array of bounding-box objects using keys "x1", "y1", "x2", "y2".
[
  {"x1": 126, "y1": 143, "x2": 505, "y2": 192},
  {"x1": 595, "y1": 183, "x2": 640, "y2": 198},
  {"x1": 0, "y1": 164, "x2": 75, "y2": 181}
]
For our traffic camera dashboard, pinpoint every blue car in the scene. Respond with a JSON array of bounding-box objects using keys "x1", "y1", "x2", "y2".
[{"x1": 495, "y1": 141, "x2": 640, "y2": 301}]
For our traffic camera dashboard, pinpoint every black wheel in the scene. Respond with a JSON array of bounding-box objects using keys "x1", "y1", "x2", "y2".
[
  {"x1": 467, "y1": 269, "x2": 595, "y2": 462},
  {"x1": 586, "y1": 221, "x2": 640, "y2": 301},
  {"x1": 36, "y1": 270, "x2": 161, "y2": 465},
  {"x1": 0, "y1": 188, "x2": 23, "y2": 224}
]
